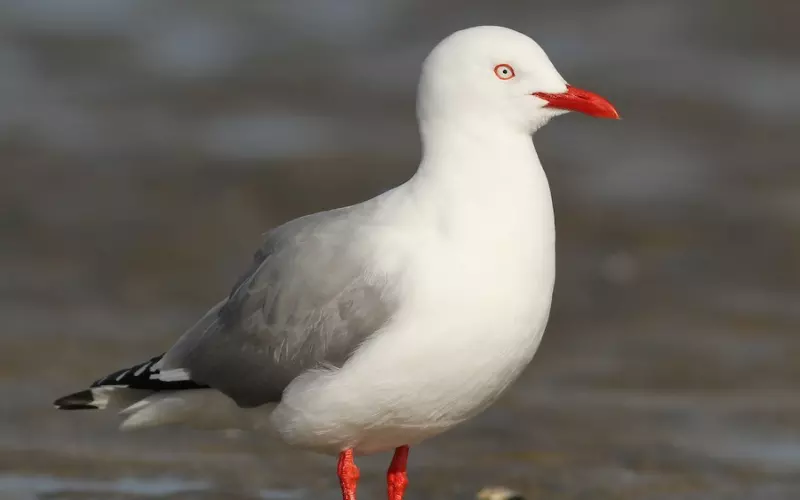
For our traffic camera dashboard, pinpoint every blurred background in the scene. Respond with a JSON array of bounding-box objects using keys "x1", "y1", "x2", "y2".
[{"x1": 1, "y1": 1, "x2": 798, "y2": 499}]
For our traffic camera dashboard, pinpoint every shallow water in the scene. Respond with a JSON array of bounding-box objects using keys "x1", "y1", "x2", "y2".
[{"x1": 1, "y1": 1, "x2": 799, "y2": 499}]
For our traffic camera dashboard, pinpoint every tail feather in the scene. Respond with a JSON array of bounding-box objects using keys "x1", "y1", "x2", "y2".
[
  {"x1": 118, "y1": 390, "x2": 271, "y2": 431},
  {"x1": 54, "y1": 386, "x2": 152, "y2": 410},
  {"x1": 54, "y1": 389, "x2": 100, "y2": 410},
  {"x1": 53, "y1": 354, "x2": 207, "y2": 411},
  {"x1": 53, "y1": 354, "x2": 265, "y2": 431}
]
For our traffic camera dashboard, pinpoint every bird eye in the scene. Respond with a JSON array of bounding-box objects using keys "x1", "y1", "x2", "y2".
[{"x1": 493, "y1": 64, "x2": 515, "y2": 80}]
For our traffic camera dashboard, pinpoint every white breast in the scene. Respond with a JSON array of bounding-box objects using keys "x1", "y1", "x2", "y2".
[{"x1": 271, "y1": 147, "x2": 556, "y2": 455}]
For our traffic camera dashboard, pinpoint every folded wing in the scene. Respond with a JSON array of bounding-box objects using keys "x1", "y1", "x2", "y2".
[{"x1": 160, "y1": 206, "x2": 397, "y2": 407}]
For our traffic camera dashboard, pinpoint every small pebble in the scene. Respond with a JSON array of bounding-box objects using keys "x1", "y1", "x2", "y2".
[{"x1": 476, "y1": 486, "x2": 525, "y2": 500}]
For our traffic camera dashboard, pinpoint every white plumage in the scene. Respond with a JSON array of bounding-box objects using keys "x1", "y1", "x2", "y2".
[{"x1": 55, "y1": 25, "x2": 618, "y2": 500}]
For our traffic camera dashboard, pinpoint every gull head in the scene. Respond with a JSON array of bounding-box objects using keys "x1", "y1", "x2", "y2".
[{"x1": 418, "y1": 26, "x2": 619, "y2": 135}]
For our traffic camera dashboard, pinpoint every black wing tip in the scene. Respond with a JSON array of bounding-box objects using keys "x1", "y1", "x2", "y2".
[{"x1": 54, "y1": 390, "x2": 99, "y2": 410}]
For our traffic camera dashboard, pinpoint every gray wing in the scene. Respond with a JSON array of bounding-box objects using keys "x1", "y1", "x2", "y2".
[{"x1": 161, "y1": 205, "x2": 396, "y2": 407}]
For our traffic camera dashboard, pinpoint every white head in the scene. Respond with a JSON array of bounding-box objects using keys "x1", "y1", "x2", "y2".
[{"x1": 418, "y1": 26, "x2": 618, "y2": 135}]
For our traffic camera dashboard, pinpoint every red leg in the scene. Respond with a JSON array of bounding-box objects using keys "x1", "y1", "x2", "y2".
[
  {"x1": 337, "y1": 449, "x2": 360, "y2": 500},
  {"x1": 387, "y1": 445, "x2": 410, "y2": 500}
]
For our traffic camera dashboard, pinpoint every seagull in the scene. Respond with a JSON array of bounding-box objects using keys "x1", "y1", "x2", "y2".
[{"x1": 54, "y1": 26, "x2": 618, "y2": 500}]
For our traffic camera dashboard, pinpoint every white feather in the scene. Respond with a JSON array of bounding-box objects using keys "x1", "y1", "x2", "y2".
[
  {"x1": 119, "y1": 389, "x2": 274, "y2": 432},
  {"x1": 88, "y1": 386, "x2": 151, "y2": 410},
  {"x1": 151, "y1": 367, "x2": 191, "y2": 382}
]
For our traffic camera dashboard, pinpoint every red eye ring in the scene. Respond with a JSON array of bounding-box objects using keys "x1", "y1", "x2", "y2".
[{"x1": 494, "y1": 64, "x2": 515, "y2": 80}]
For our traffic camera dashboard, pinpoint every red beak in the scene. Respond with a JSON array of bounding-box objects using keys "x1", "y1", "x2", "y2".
[{"x1": 533, "y1": 85, "x2": 620, "y2": 119}]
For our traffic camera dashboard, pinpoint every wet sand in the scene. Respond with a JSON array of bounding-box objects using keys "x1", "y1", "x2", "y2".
[{"x1": 1, "y1": 1, "x2": 799, "y2": 498}]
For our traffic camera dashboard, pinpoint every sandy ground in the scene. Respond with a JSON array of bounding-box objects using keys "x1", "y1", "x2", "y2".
[{"x1": 1, "y1": 1, "x2": 799, "y2": 498}]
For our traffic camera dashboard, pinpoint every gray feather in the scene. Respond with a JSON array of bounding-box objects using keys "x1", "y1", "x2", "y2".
[{"x1": 161, "y1": 205, "x2": 397, "y2": 407}]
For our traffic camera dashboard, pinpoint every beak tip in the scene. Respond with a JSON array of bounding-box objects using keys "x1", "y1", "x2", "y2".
[{"x1": 595, "y1": 100, "x2": 620, "y2": 120}]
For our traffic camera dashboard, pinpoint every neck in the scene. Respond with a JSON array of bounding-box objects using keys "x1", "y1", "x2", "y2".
[
  {"x1": 401, "y1": 115, "x2": 556, "y2": 310},
  {"x1": 409, "y1": 117, "x2": 552, "y2": 228},
  {"x1": 419, "y1": 116, "x2": 535, "y2": 172}
]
